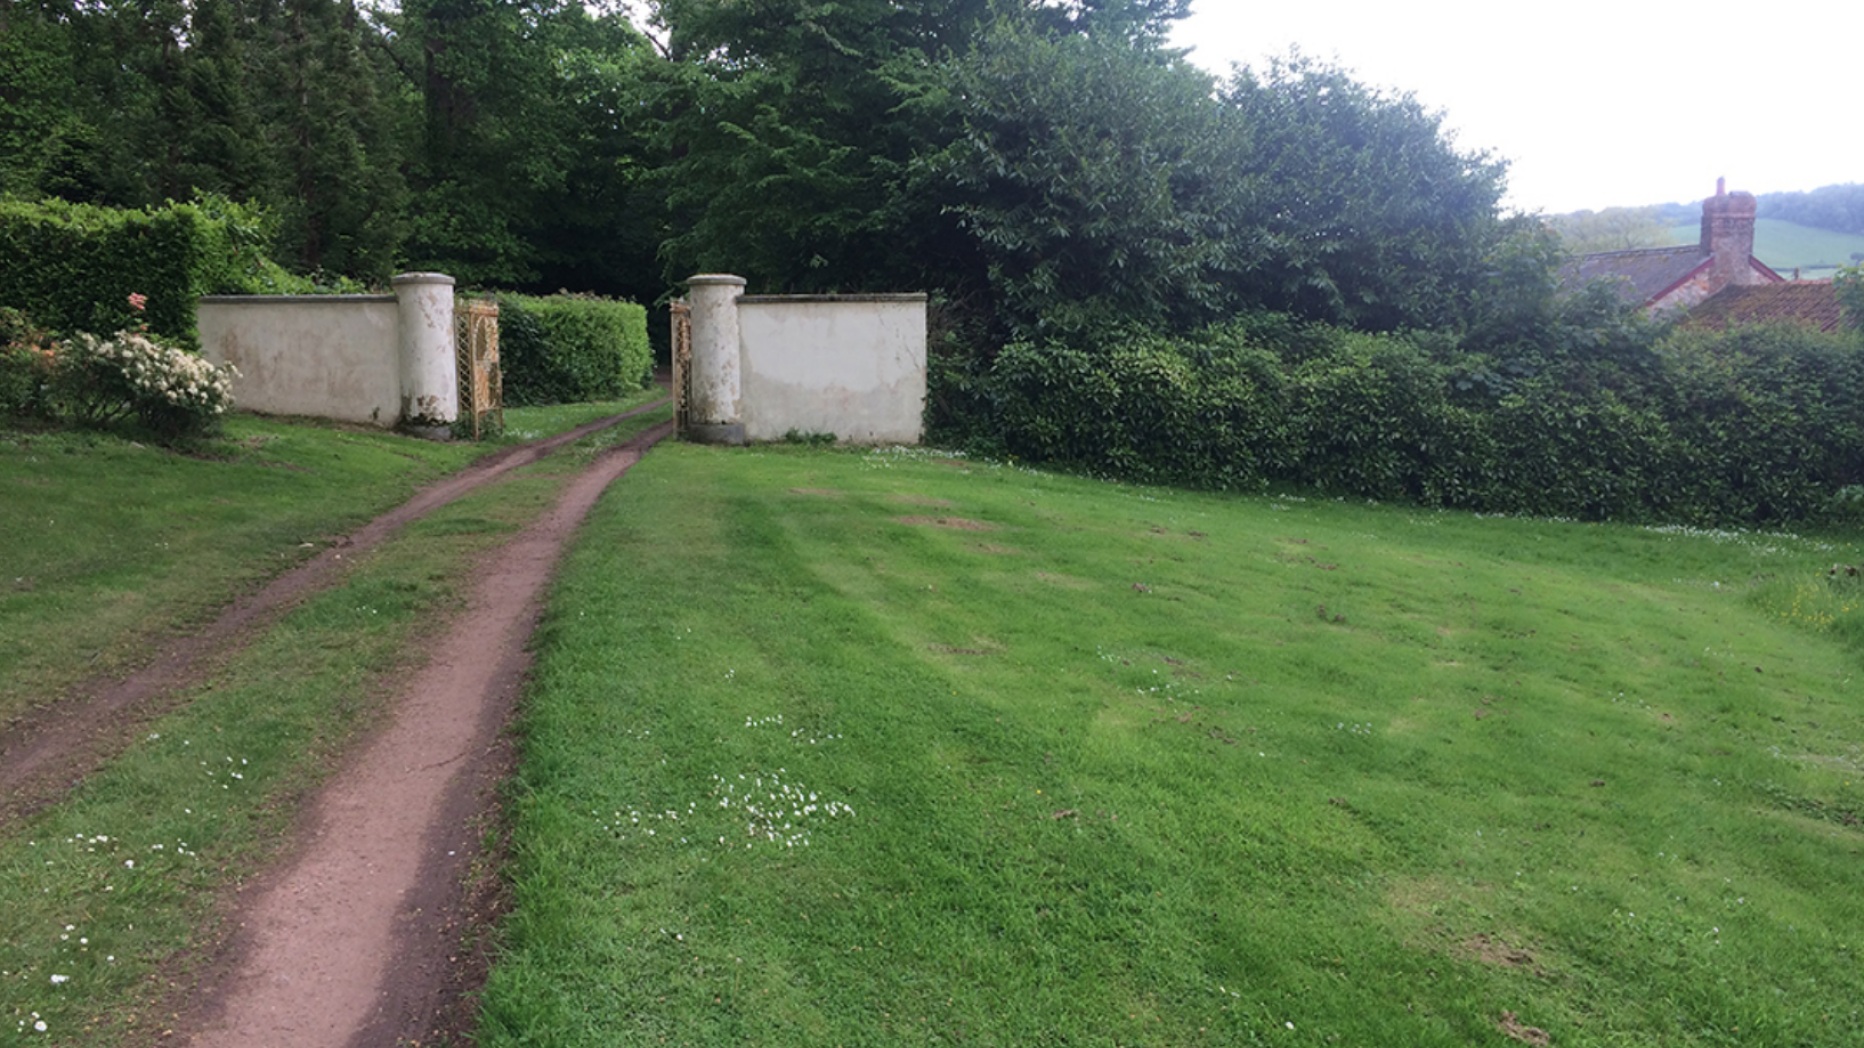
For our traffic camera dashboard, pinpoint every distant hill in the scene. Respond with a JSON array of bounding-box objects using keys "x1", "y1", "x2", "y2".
[
  {"x1": 1561, "y1": 183, "x2": 1863, "y2": 277},
  {"x1": 1648, "y1": 183, "x2": 1862, "y2": 236},
  {"x1": 1660, "y1": 219, "x2": 1864, "y2": 280}
]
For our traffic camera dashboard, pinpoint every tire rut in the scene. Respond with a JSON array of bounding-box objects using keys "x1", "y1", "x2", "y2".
[
  {"x1": 0, "y1": 398, "x2": 669, "y2": 829},
  {"x1": 180, "y1": 419, "x2": 675, "y2": 1047}
]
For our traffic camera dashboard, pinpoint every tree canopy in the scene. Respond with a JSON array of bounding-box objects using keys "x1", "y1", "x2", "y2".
[
  {"x1": 2, "y1": 0, "x2": 1525, "y2": 336},
  {"x1": 1547, "y1": 206, "x2": 1675, "y2": 256}
]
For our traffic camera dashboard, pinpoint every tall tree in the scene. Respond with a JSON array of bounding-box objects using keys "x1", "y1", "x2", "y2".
[
  {"x1": 172, "y1": 0, "x2": 275, "y2": 203},
  {"x1": 653, "y1": 0, "x2": 997, "y2": 292},
  {"x1": 246, "y1": 0, "x2": 408, "y2": 276},
  {"x1": 0, "y1": 0, "x2": 93, "y2": 198},
  {"x1": 1218, "y1": 52, "x2": 1511, "y2": 332},
  {"x1": 919, "y1": 13, "x2": 1248, "y2": 337},
  {"x1": 392, "y1": 0, "x2": 588, "y2": 284},
  {"x1": 521, "y1": 7, "x2": 667, "y2": 300}
]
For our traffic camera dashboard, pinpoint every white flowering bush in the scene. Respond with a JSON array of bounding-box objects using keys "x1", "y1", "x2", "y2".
[{"x1": 52, "y1": 330, "x2": 239, "y2": 441}]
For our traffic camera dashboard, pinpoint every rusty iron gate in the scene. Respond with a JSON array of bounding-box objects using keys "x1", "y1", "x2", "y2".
[
  {"x1": 456, "y1": 298, "x2": 503, "y2": 441},
  {"x1": 670, "y1": 298, "x2": 692, "y2": 435}
]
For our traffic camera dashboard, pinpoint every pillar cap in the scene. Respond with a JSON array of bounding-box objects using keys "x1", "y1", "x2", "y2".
[
  {"x1": 686, "y1": 273, "x2": 747, "y2": 288},
  {"x1": 390, "y1": 272, "x2": 457, "y2": 288}
]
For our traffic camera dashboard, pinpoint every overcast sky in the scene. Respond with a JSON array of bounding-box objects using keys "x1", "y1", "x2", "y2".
[{"x1": 1169, "y1": 1, "x2": 1860, "y2": 216}]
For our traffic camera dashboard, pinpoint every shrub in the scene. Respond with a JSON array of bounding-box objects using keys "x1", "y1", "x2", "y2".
[
  {"x1": 1837, "y1": 265, "x2": 1863, "y2": 329},
  {"x1": 494, "y1": 293, "x2": 650, "y2": 406},
  {"x1": 0, "y1": 195, "x2": 281, "y2": 349},
  {"x1": 0, "y1": 307, "x2": 57, "y2": 419},
  {"x1": 45, "y1": 330, "x2": 239, "y2": 442},
  {"x1": 1655, "y1": 322, "x2": 1864, "y2": 523},
  {"x1": 972, "y1": 333, "x2": 1285, "y2": 491},
  {"x1": 932, "y1": 311, "x2": 1864, "y2": 527}
]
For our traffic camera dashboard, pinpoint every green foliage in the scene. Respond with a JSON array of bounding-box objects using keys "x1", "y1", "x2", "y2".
[
  {"x1": 658, "y1": 9, "x2": 1509, "y2": 341},
  {"x1": 655, "y1": 0, "x2": 988, "y2": 295},
  {"x1": 395, "y1": 1, "x2": 662, "y2": 290},
  {"x1": 924, "y1": 18, "x2": 1244, "y2": 338},
  {"x1": 1837, "y1": 264, "x2": 1864, "y2": 327},
  {"x1": 0, "y1": 307, "x2": 57, "y2": 419},
  {"x1": 242, "y1": 0, "x2": 410, "y2": 278},
  {"x1": 0, "y1": 195, "x2": 280, "y2": 347},
  {"x1": 2, "y1": 0, "x2": 410, "y2": 278},
  {"x1": 934, "y1": 311, "x2": 1864, "y2": 527},
  {"x1": 1548, "y1": 205, "x2": 1672, "y2": 254},
  {"x1": 0, "y1": 0, "x2": 91, "y2": 199},
  {"x1": 495, "y1": 293, "x2": 650, "y2": 406},
  {"x1": 1217, "y1": 52, "x2": 1511, "y2": 332},
  {"x1": 1656, "y1": 322, "x2": 1864, "y2": 521},
  {"x1": 3, "y1": 0, "x2": 1528, "y2": 337}
]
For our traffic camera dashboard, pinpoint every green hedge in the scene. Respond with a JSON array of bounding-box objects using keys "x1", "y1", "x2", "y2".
[
  {"x1": 933, "y1": 318, "x2": 1864, "y2": 527},
  {"x1": 0, "y1": 196, "x2": 269, "y2": 349},
  {"x1": 494, "y1": 293, "x2": 650, "y2": 406}
]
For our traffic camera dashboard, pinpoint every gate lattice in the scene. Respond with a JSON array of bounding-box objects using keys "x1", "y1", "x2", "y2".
[
  {"x1": 456, "y1": 298, "x2": 503, "y2": 441},
  {"x1": 670, "y1": 299, "x2": 692, "y2": 435}
]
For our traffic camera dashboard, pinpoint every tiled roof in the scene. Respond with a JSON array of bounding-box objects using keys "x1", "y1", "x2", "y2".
[
  {"x1": 1683, "y1": 282, "x2": 1851, "y2": 333},
  {"x1": 1558, "y1": 246, "x2": 1710, "y2": 306}
]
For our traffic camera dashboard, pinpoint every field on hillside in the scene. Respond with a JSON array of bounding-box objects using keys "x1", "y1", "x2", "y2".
[
  {"x1": 482, "y1": 444, "x2": 1864, "y2": 1048},
  {"x1": 1666, "y1": 219, "x2": 1864, "y2": 278}
]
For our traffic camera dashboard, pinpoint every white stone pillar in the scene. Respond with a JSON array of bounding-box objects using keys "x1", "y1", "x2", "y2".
[
  {"x1": 390, "y1": 272, "x2": 458, "y2": 438},
  {"x1": 685, "y1": 273, "x2": 747, "y2": 445}
]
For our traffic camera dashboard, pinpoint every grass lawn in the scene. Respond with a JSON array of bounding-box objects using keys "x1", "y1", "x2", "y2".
[
  {"x1": 483, "y1": 444, "x2": 1864, "y2": 1047},
  {"x1": 0, "y1": 392, "x2": 662, "y2": 729},
  {"x1": 0, "y1": 395, "x2": 668, "y2": 1044}
]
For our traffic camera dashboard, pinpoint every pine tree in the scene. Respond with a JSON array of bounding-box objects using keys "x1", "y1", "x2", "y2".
[{"x1": 247, "y1": 0, "x2": 408, "y2": 276}]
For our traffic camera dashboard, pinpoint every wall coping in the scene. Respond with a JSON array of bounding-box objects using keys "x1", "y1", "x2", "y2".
[
  {"x1": 199, "y1": 294, "x2": 398, "y2": 305},
  {"x1": 390, "y1": 271, "x2": 456, "y2": 288},
  {"x1": 687, "y1": 273, "x2": 748, "y2": 288},
  {"x1": 738, "y1": 293, "x2": 927, "y2": 304}
]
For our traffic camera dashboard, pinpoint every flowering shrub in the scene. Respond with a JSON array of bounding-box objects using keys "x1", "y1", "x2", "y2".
[
  {"x1": 50, "y1": 330, "x2": 239, "y2": 441},
  {"x1": 0, "y1": 306, "x2": 57, "y2": 418}
]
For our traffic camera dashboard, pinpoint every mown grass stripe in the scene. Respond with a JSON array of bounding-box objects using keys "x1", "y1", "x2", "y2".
[{"x1": 482, "y1": 445, "x2": 1863, "y2": 1046}]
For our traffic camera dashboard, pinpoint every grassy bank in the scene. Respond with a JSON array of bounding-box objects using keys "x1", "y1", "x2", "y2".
[
  {"x1": 484, "y1": 444, "x2": 1863, "y2": 1047},
  {"x1": 0, "y1": 397, "x2": 669, "y2": 1045}
]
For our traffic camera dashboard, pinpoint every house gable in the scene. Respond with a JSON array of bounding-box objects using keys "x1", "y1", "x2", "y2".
[{"x1": 1560, "y1": 181, "x2": 1780, "y2": 315}]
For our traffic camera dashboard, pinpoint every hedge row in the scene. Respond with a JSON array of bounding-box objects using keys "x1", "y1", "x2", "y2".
[
  {"x1": 494, "y1": 293, "x2": 651, "y2": 406},
  {"x1": 932, "y1": 319, "x2": 1864, "y2": 527},
  {"x1": 0, "y1": 196, "x2": 274, "y2": 349}
]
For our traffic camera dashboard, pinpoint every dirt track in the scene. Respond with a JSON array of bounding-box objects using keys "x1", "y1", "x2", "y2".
[
  {"x1": 0, "y1": 399, "x2": 669, "y2": 828},
  {"x1": 1, "y1": 404, "x2": 672, "y2": 1046},
  {"x1": 180, "y1": 418, "x2": 673, "y2": 1047}
]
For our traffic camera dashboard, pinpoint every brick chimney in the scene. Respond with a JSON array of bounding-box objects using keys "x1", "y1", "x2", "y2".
[{"x1": 1700, "y1": 179, "x2": 1760, "y2": 290}]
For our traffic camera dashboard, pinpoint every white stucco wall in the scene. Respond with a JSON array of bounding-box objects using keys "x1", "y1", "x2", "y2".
[
  {"x1": 736, "y1": 294, "x2": 926, "y2": 444},
  {"x1": 199, "y1": 296, "x2": 403, "y2": 426}
]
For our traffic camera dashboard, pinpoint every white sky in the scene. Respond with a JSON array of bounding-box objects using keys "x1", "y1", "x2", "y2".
[{"x1": 1169, "y1": 0, "x2": 1861, "y2": 216}]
